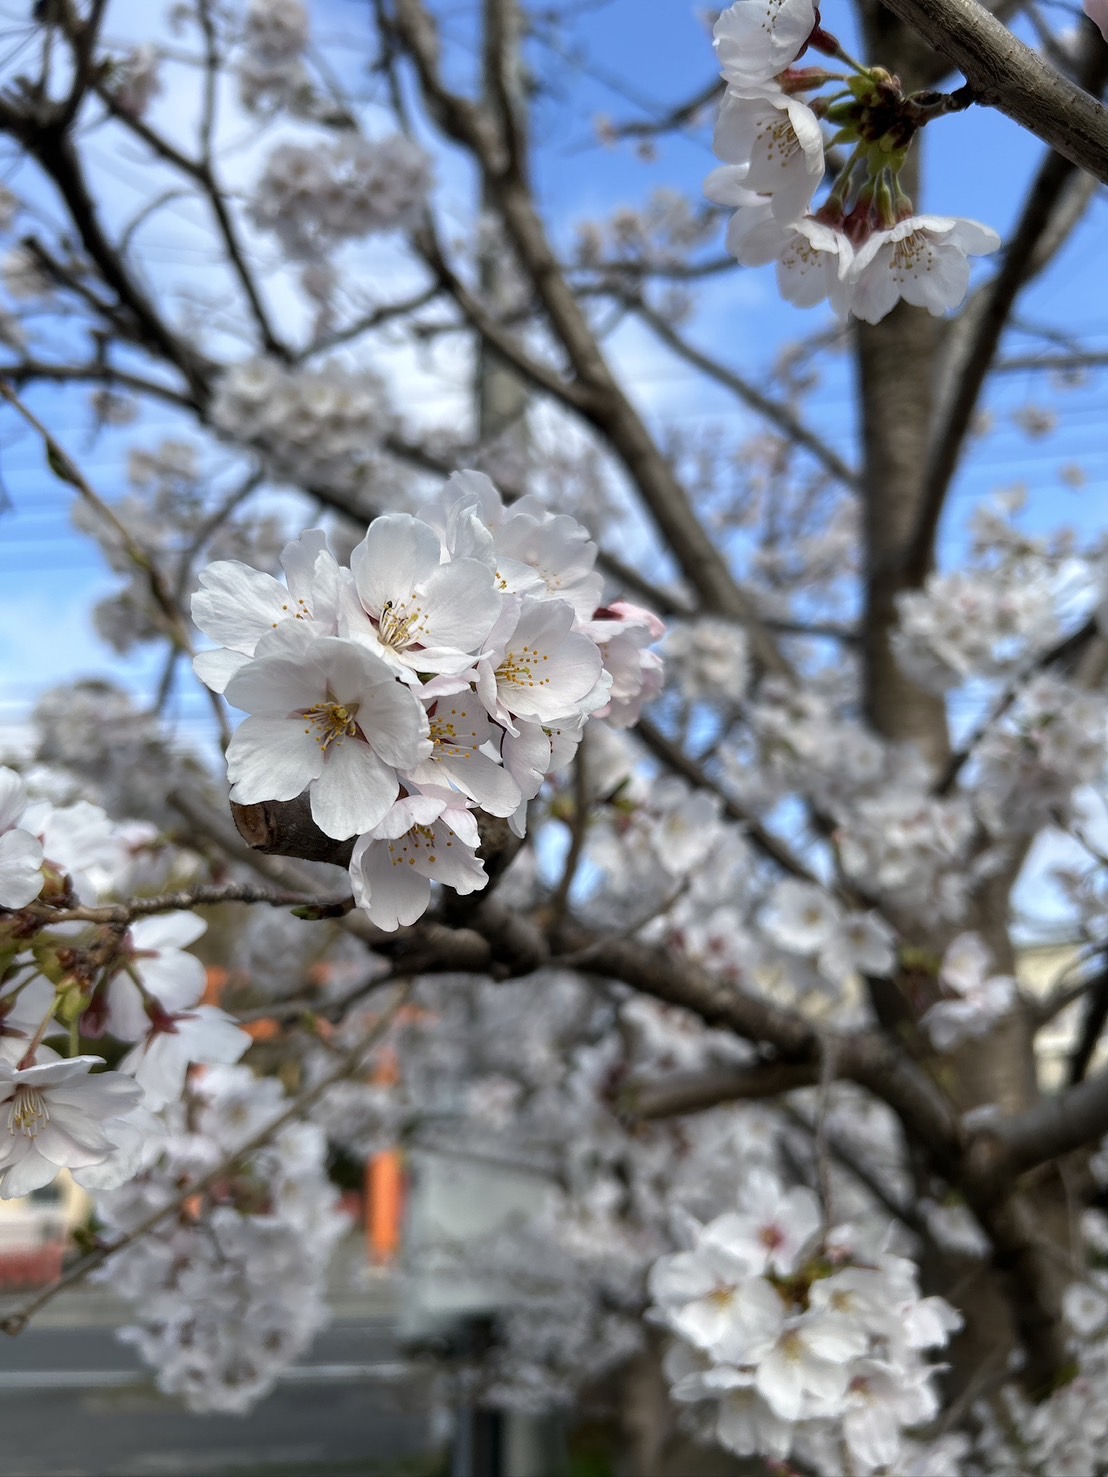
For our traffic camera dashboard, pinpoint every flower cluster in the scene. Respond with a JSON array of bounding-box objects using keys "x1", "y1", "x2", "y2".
[
  {"x1": 250, "y1": 134, "x2": 432, "y2": 258},
  {"x1": 836, "y1": 786, "x2": 977, "y2": 923},
  {"x1": 237, "y1": 0, "x2": 311, "y2": 114},
  {"x1": 918, "y1": 931, "x2": 1017, "y2": 1052},
  {"x1": 94, "y1": 1066, "x2": 348, "y2": 1413},
  {"x1": 893, "y1": 568, "x2": 1060, "y2": 694},
  {"x1": 762, "y1": 878, "x2": 897, "y2": 990},
  {"x1": 664, "y1": 617, "x2": 751, "y2": 707},
  {"x1": 973, "y1": 673, "x2": 1108, "y2": 836},
  {"x1": 0, "y1": 766, "x2": 251, "y2": 1198},
  {"x1": 650, "y1": 1169, "x2": 959, "y2": 1471},
  {"x1": 210, "y1": 357, "x2": 391, "y2": 496},
  {"x1": 707, "y1": 0, "x2": 1000, "y2": 323},
  {"x1": 192, "y1": 471, "x2": 664, "y2": 930},
  {"x1": 111, "y1": 43, "x2": 162, "y2": 118}
]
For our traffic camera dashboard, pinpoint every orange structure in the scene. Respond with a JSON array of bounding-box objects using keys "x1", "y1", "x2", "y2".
[
  {"x1": 367, "y1": 1045, "x2": 405, "y2": 1264},
  {"x1": 367, "y1": 1151, "x2": 404, "y2": 1265}
]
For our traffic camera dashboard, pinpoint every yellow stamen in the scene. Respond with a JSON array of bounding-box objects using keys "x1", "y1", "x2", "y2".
[{"x1": 303, "y1": 701, "x2": 359, "y2": 750}]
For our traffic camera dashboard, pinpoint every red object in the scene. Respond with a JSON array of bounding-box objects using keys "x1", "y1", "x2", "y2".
[{"x1": 0, "y1": 1243, "x2": 64, "y2": 1289}]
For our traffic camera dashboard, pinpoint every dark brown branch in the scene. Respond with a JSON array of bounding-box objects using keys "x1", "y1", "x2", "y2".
[
  {"x1": 0, "y1": 110, "x2": 209, "y2": 401},
  {"x1": 1067, "y1": 952, "x2": 1108, "y2": 1086},
  {"x1": 995, "y1": 1065, "x2": 1108, "y2": 1176},
  {"x1": 599, "y1": 79, "x2": 721, "y2": 141},
  {"x1": 0, "y1": 356, "x2": 196, "y2": 411},
  {"x1": 21, "y1": 880, "x2": 344, "y2": 926},
  {"x1": 628, "y1": 1061, "x2": 819, "y2": 1117}
]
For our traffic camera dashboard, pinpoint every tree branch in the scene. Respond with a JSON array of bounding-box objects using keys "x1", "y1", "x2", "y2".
[
  {"x1": 906, "y1": 28, "x2": 1108, "y2": 584},
  {"x1": 390, "y1": 0, "x2": 792, "y2": 675},
  {"x1": 628, "y1": 1060, "x2": 819, "y2": 1117},
  {"x1": 875, "y1": 0, "x2": 1108, "y2": 184},
  {"x1": 631, "y1": 296, "x2": 861, "y2": 494}
]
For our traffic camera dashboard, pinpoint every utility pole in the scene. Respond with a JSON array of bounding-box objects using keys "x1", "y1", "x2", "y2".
[{"x1": 476, "y1": 0, "x2": 530, "y2": 463}]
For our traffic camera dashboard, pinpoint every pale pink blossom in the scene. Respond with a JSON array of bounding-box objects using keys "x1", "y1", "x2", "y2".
[
  {"x1": 849, "y1": 215, "x2": 1000, "y2": 323},
  {"x1": 224, "y1": 621, "x2": 430, "y2": 840},
  {"x1": 348, "y1": 789, "x2": 487, "y2": 931},
  {"x1": 120, "y1": 1005, "x2": 250, "y2": 1108},
  {"x1": 192, "y1": 529, "x2": 343, "y2": 693},
  {"x1": 714, "y1": 90, "x2": 825, "y2": 221},
  {"x1": 0, "y1": 1054, "x2": 142, "y2": 1198},
  {"x1": 713, "y1": 0, "x2": 817, "y2": 89},
  {"x1": 344, "y1": 513, "x2": 503, "y2": 676}
]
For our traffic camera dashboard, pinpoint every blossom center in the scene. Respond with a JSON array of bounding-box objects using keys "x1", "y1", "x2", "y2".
[
  {"x1": 303, "y1": 701, "x2": 359, "y2": 750},
  {"x1": 388, "y1": 823, "x2": 441, "y2": 868},
  {"x1": 759, "y1": 1223, "x2": 786, "y2": 1251},
  {"x1": 378, "y1": 598, "x2": 425, "y2": 650},
  {"x1": 429, "y1": 706, "x2": 478, "y2": 754},
  {"x1": 9, "y1": 1085, "x2": 49, "y2": 1138},
  {"x1": 755, "y1": 116, "x2": 800, "y2": 166},
  {"x1": 889, "y1": 232, "x2": 929, "y2": 280},
  {"x1": 497, "y1": 643, "x2": 552, "y2": 690}
]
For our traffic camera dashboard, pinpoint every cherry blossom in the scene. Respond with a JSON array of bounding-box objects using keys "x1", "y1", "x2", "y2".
[
  {"x1": 583, "y1": 602, "x2": 666, "y2": 728},
  {"x1": 119, "y1": 1003, "x2": 251, "y2": 1109},
  {"x1": 344, "y1": 513, "x2": 503, "y2": 677},
  {"x1": 404, "y1": 691, "x2": 522, "y2": 817},
  {"x1": 714, "y1": 90, "x2": 825, "y2": 222},
  {"x1": 0, "y1": 1054, "x2": 143, "y2": 1198},
  {"x1": 919, "y1": 932, "x2": 1018, "y2": 1051},
  {"x1": 0, "y1": 767, "x2": 43, "y2": 908},
  {"x1": 192, "y1": 529, "x2": 344, "y2": 693},
  {"x1": 713, "y1": 0, "x2": 817, "y2": 89},
  {"x1": 100, "y1": 912, "x2": 209, "y2": 1042},
  {"x1": 223, "y1": 622, "x2": 431, "y2": 839},
  {"x1": 477, "y1": 597, "x2": 607, "y2": 729},
  {"x1": 848, "y1": 214, "x2": 1001, "y2": 323},
  {"x1": 348, "y1": 789, "x2": 487, "y2": 931}
]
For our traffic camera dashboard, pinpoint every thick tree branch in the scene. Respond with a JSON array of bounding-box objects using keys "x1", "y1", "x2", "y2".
[
  {"x1": 907, "y1": 30, "x2": 1108, "y2": 584},
  {"x1": 998, "y1": 1060, "x2": 1108, "y2": 1175},
  {"x1": 628, "y1": 1061, "x2": 819, "y2": 1117},
  {"x1": 876, "y1": 0, "x2": 1108, "y2": 184}
]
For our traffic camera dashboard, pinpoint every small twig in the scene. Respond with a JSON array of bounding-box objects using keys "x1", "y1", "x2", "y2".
[
  {"x1": 17, "y1": 881, "x2": 351, "y2": 928},
  {"x1": 814, "y1": 1034, "x2": 838, "y2": 1227}
]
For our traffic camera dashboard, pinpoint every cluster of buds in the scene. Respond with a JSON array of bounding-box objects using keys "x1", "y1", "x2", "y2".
[{"x1": 708, "y1": 0, "x2": 999, "y2": 321}]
